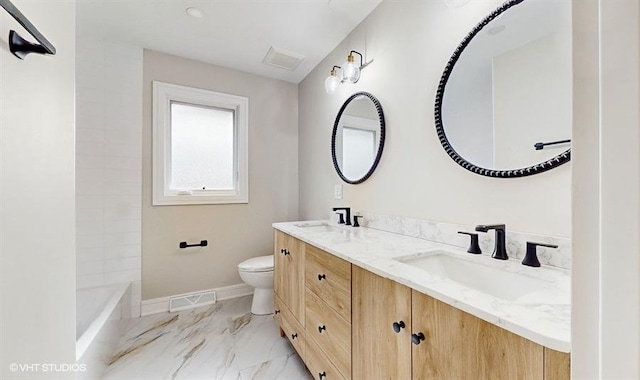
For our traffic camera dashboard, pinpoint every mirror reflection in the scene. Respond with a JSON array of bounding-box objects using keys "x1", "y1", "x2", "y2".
[
  {"x1": 440, "y1": 0, "x2": 571, "y2": 173},
  {"x1": 332, "y1": 92, "x2": 385, "y2": 184}
]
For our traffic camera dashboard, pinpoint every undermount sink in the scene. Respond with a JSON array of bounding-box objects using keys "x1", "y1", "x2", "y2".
[
  {"x1": 394, "y1": 250, "x2": 569, "y2": 304},
  {"x1": 293, "y1": 221, "x2": 343, "y2": 232}
]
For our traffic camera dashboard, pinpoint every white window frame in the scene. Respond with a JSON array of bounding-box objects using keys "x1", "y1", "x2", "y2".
[{"x1": 153, "y1": 81, "x2": 249, "y2": 205}]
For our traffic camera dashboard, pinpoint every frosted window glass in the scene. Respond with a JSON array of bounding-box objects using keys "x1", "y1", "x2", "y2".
[
  {"x1": 342, "y1": 127, "x2": 376, "y2": 180},
  {"x1": 170, "y1": 102, "x2": 235, "y2": 190}
]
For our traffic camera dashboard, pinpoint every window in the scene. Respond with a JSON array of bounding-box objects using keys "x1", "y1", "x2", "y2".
[{"x1": 153, "y1": 81, "x2": 248, "y2": 205}]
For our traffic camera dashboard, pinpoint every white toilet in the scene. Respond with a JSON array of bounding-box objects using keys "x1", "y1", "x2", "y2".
[{"x1": 238, "y1": 255, "x2": 274, "y2": 315}]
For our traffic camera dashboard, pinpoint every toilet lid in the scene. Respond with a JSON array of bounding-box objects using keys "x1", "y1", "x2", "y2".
[{"x1": 238, "y1": 255, "x2": 274, "y2": 272}]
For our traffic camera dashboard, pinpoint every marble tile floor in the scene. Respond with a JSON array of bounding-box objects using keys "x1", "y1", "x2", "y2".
[{"x1": 103, "y1": 296, "x2": 313, "y2": 380}]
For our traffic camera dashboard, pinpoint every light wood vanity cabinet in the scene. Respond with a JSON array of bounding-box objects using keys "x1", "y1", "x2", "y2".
[
  {"x1": 352, "y1": 265, "x2": 412, "y2": 379},
  {"x1": 274, "y1": 231, "x2": 352, "y2": 380},
  {"x1": 304, "y1": 244, "x2": 352, "y2": 380},
  {"x1": 352, "y1": 265, "x2": 570, "y2": 380},
  {"x1": 275, "y1": 230, "x2": 570, "y2": 380},
  {"x1": 274, "y1": 230, "x2": 305, "y2": 324}
]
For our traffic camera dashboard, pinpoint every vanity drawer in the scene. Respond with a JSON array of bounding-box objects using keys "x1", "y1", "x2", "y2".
[
  {"x1": 306, "y1": 289, "x2": 351, "y2": 379},
  {"x1": 305, "y1": 244, "x2": 351, "y2": 322},
  {"x1": 275, "y1": 294, "x2": 305, "y2": 360},
  {"x1": 306, "y1": 337, "x2": 347, "y2": 380}
]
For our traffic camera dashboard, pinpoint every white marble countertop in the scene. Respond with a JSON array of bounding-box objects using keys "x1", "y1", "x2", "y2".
[{"x1": 273, "y1": 220, "x2": 571, "y2": 353}]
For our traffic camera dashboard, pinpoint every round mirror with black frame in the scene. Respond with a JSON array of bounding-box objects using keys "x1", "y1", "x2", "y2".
[
  {"x1": 331, "y1": 92, "x2": 385, "y2": 184},
  {"x1": 434, "y1": 0, "x2": 571, "y2": 178}
]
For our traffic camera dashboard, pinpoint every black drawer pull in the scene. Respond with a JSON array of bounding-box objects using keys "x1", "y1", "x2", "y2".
[
  {"x1": 282, "y1": 249, "x2": 290, "y2": 256},
  {"x1": 318, "y1": 325, "x2": 326, "y2": 333},
  {"x1": 291, "y1": 333, "x2": 298, "y2": 340},
  {"x1": 411, "y1": 332, "x2": 425, "y2": 345},
  {"x1": 392, "y1": 321, "x2": 405, "y2": 333},
  {"x1": 274, "y1": 309, "x2": 280, "y2": 315},
  {"x1": 318, "y1": 274, "x2": 326, "y2": 281},
  {"x1": 318, "y1": 371, "x2": 326, "y2": 379}
]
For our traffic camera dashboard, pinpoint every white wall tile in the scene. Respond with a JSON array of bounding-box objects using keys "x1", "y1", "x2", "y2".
[
  {"x1": 105, "y1": 257, "x2": 141, "y2": 272},
  {"x1": 104, "y1": 220, "x2": 141, "y2": 234},
  {"x1": 77, "y1": 274, "x2": 105, "y2": 290},
  {"x1": 76, "y1": 195, "x2": 103, "y2": 209},
  {"x1": 77, "y1": 247, "x2": 104, "y2": 263},
  {"x1": 104, "y1": 205, "x2": 141, "y2": 221},
  {"x1": 104, "y1": 232, "x2": 141, "y2": 248},
  {"x1": 77, "y1": 233, "x2": 105, "y2": 249},
  {"x1": 76, "y1": 220, "x2": 104, "y2": 236},
  {"x1": 77, "y1": 260, "x2": 104, "y2": 276},
  {"x1": 104, "y1": 181, "x2": 142, "y2": 196},
  {"x1": 104, "y1": 245, "x2": 140, "y2": 260},
  {"x1": 76, "y1": 155, "x2": 105, "y2": 170},
  {"x1": 104, "y1": 143, "x2": 142, "y2": 158},
  {"x1": 76, "y1": 128, "x2": 105, "y2": 143},
  {"x1": 76, "y1": 181, "x2": 105, "y2": 196},
  {"x1": 76, "y1": 36, "x2": 143, "y2": 318},
  {"x1": 104, "y1": 269, "x2": 140, "y2": 284}
]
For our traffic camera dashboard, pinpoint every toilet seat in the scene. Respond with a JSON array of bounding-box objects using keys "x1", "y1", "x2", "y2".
[{"x1": 238, "y1": 255, "x2": 274, "y2": 272}]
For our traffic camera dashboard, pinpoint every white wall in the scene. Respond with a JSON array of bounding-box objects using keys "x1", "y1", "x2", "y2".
[
  {"x1": 493, "y1": 29, "x2": 572, "y2": 169},
  {"x1": 298, "y1": 0, "x2": 571, "y2": 238},
  {"x1": 142, "y1": 50, "x2": 299, "y2": 300},
  {"x1": 572, "y1": 0, "x2": 640, "y2": 377},
  {"x1": 76, "y1": 33, "x2": 143, "y2": 317},
  {"x1": 0, "y1": 1, "x2": 77, "y2": 379}
]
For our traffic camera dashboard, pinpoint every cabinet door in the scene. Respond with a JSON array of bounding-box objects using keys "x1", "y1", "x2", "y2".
[
  {"x1": 411, "y1": 290, "x2": 544, "y2": 380},
  {"x1": 274, "y1": 230, "x2": 305, "y2": 323},
  {"x1": 352, "y1": 266, "x2": 412, "y2": 380}
]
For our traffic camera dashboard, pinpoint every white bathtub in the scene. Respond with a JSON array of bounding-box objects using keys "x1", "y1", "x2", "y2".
[{"x1": 76, "y1": 283, "x2": 129, "y2": 376}]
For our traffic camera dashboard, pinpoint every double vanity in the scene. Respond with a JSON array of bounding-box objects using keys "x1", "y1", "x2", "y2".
[{"x1": 272, "y1": 220, "x2": 570, "y2": 380}]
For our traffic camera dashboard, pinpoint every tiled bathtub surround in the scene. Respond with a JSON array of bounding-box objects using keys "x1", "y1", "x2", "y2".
[
  {"x1": 360, "y1": 212, "x2": 571, "y2": 270},
  {"x1": 76, "y1": 34, "x2": 143, "y2": 317}
]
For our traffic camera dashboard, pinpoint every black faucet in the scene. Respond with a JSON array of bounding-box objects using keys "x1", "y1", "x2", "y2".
[
  {"x1": 523, "y1": 241, "x2": 558, "y2": 267},
  {"x1": 475, "y1": 224, "x2": 508, "y2": 260},
  {"x1": 332, "y1": 207, "x2": 351, "y2": 225}
]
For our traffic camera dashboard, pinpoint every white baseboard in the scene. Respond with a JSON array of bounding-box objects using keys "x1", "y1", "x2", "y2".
[{"x1": 140, "y1": 283, "x2": 253, "y2": 317}]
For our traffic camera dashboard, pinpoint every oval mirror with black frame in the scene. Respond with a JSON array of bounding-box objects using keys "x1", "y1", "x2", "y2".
[
  {"x1": 434, "y1": 0, "x2": 571, "y2": 178},
  {"x1": 332, "y1": 92, "x2": 385, "y2": 184}
]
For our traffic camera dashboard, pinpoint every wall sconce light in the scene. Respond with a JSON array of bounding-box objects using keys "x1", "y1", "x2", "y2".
[
  {"x1": 324, "y1": 65, "x2": 342, "y2": 94},
  {"x1": 324, "y1": 50, "x2": 373, "y2": 94}
]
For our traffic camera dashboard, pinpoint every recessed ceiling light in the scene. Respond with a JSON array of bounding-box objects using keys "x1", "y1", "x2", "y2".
[
  {"x1": 186, "y1": 7, "x2": 205, "y2": 19},
  {"x1": 487, "y1": 25, "x2": 507, "y2": 35}
]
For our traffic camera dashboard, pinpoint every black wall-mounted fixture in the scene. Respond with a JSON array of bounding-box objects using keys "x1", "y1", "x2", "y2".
[
  {"x1": 179, "y1": 240, "x2": 208, "y2": 249},
  {"x1": 324, "y1": 50, "x2": 373, "y2": 93},
  {"x1": 0, "y1": 0, "x2": 56, "y2": 59},
  {"x1": 534, "y1": 139, "x2": 571, "y2": 151}
]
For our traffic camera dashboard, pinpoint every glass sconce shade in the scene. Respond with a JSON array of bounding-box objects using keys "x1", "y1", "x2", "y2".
[
  {"x1": 341, "y1": 54, "x2": 361, "y2": 83},
  {"x1": 324, "y1": 67, "x2": 341, "y2": 94}
]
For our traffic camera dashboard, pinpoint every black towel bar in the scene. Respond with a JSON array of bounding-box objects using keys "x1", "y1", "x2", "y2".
[
  {"x1": 179, "y1": 240, "x2": 208, "y2": 249},
  {"x1": 0, "y1": 0, "x2": 56, "y2": 59}
]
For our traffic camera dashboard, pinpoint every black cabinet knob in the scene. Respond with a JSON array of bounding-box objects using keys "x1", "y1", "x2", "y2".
[
  {"x1": 274, "y1": 309, "x2": 280, "y2": 315},
  {"x1": 318, "y1": 325, "x2": 326, "y2": 333},
  {"x1": 318, "y1": 274, "x2": 326, "y2": 281},
  {"x1": 411, "y1": 332, "x2": 425, "y2": 345},
  {"x1": 280, "y1": 248, "x2": 285, "y2": 254},
  {"x1": 282, "y1": 249, "x2": 290, "y2": 256},
  {"x1": 318, "y1": 371, "x2": 326, "y2": 379},
  {"x1": 392, "y1": 321, "x2": 406, "y2": 333},
  {"x1": 291, "y1": 333, "x2": 298, "y2": 340}
]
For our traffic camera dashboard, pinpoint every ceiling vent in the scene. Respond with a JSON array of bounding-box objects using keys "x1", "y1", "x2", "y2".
[{"x1": 262, "y1": 46, "x2": 305, "y2": 71}]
